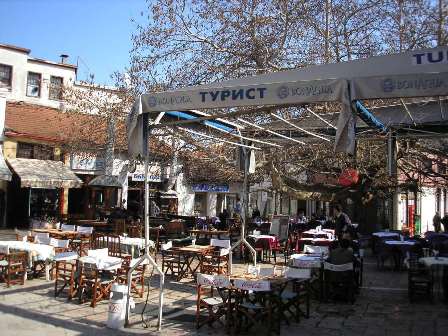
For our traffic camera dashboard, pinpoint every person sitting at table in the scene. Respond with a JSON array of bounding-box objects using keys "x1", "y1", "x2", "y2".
[
  {"x1": 308, "y1": 213, "x2": 321, "y2": 229},
  {"x1": 218, "y1": 209, "x2": 229, "y2": 230},
  {"x1": 328, "y1": 239, "x2": 354, "y2": 265}
]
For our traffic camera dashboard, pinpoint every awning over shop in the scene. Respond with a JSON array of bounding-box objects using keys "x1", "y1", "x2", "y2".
[
  {"x1": 88, "y1": 174, "x2": 122, "y2": 188},
  {"x1": 0, "y1": 145, "x2": 12, "y2": 181},
  {"x1": 7, "y1": 158, "x2": 83, "y2": 188}
]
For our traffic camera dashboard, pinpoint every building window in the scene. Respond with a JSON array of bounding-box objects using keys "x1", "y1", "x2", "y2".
[
  {"x1": 0, "y1": 64, "x2": 12, "y2": 88},
  {"x1": 26, "y1": 72, "x2": 41, "y2": 97},
  {"x1": 49, "y1": 76, "x2": 63, "y2": 100},
  {"x1": 17, "y1": 142, "x2": 54, "y2": 160}
]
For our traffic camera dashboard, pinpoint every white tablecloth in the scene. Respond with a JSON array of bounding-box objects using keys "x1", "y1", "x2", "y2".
[
  {"x1": 79, "y1": 255, "x2": 122, "y2": 271},
  {"x1": 372, "y1": 232, "x2": 400, "y2": 238},
  {"x1": 120, "y1": 237, "x2": 154, "y2": 249},
  {"x1": 290, "y1": 253, "x2": 322, "y2": 268},
  {"x1": 0, "y1": 241, "x2": 55, "y2": 261},
  {"x1": 419, "y1": 257, "x2": 448, "y2": 267},
  {"x1": 248, "y1": 234, "x2": 277, "y2": 242},
  {"x1": 385, "y1": 241, "x2": 416, "y2": 246},
  {"x1": 303, "y1": 230, "x2": 333, "y2": 239}
]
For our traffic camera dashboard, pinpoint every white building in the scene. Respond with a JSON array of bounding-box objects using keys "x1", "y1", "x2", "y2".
[{"x1": 0, "y1": 43, "x2": 77, "y2": 108}]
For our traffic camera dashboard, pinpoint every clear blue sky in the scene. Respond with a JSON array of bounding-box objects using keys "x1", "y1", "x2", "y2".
[{"x1": 0, "y1": 0, "x2": 146, "y2": 85}]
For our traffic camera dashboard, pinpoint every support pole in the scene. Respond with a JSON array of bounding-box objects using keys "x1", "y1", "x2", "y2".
[
  {"x1": 125, "y1": 114, "x2": 165, "y2": 331},
  {"x1": 229, "y1": 137, "x2": 256, "y2": 274},
  {"x1": 387, "y1": 131, "x2": 398, "y2": 230}
]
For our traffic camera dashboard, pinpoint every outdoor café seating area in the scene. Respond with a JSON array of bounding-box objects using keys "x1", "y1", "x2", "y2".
[{"x1": 0, "y1": 215, "x2": 448, "y2": 334}]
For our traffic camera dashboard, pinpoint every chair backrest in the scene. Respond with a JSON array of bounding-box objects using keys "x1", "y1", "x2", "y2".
[
  {"x1": 93, "y1": 233, "x2": 108, "y2": 249},
  {"x1": 304, "y1": 245, "x2": 329, "y2": 255},
  {"x1": 197, "y1": 273, "x2": 231, "y2": 287},
  {"x1": 33, "y1": 232, "x2": 50, "y2": 240},
  {"x1": 77, "y1": 226, "x2": 93, "y2": 234},
  {"x1": 88, "y1": 248, "x2": 109, "y2": 259},
  {"x1": 323, "y1": 262, "x2": 353, "y2": 271},
  {"x1": 161, "y1": 241, "x2": 173, "y2": 251},
  {"x1": 284, "y1": 267, "x2": 311, "y2": 279},
  {"x1": 0, "y1": 245, "x2": 9, "y2": 254},
  {"x1": 7, "y1": 251, "x2": 27, "y2": 267},
  {"x1": 61, "y1": 224, "x2": 76, "y2": 232},
  {"x1": 211, "y1": 239, "x2": 231, "y2": 249},
  {"x1": 82, "y1": 262, "x2": 99, "y2": 279},
  {"x1": 36, "y1": 236, "x2": 56, "y2": 246},
  {"x1": 52, "y1": 239, "x2": 70, "y2": 249},
  {"x1": 234, "y1": 279, "x2": 271, "y2": 292},
  {"x1": 14, "y1": 229, "x2": 31, "y2": 242},
  {"x1": 258, "y1": 267, "x2": 275, "y2": 277},
  {"x1": 107, "y1": 235, "x2": 122, "y2": 257}
]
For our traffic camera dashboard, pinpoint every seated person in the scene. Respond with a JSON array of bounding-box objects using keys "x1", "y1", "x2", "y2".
[
  {"x1": 328, "y1": 239, "x2": 354, "y2": 265},
  {"x1": 308, "y1": 213, "x2": 321, "y2": 229}
]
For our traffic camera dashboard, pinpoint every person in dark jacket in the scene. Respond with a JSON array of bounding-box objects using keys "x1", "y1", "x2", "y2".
[{"x1": 334, "y1": 204, "x2": 351, "y2": 240}]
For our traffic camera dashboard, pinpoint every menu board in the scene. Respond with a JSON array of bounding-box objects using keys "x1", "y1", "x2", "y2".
[{"x1": 270, "y1": 215, "x2": 290, "y2": 240}]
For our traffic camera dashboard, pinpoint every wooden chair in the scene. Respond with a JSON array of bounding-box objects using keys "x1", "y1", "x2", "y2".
[
  {"x1": 408, "y1": 258, "x2": 433, "y2": 302},
  {"x1": 161, "y1": 241, "x2": 185, "y2": 280},
  {"x1": 92, "y1": 233, "x2": 108, "y2": 249},
  {"x1": 78, "y1": 262, "x2": 114, "y2": 307},
  {"x1": 14, "y1": 229, "x2": 32, "y2": 242},
  {"x1": 323, "y1": 262, "x2": 356, "y2": 303},
  {"x1": 233, "y1": 279, "x2": 271, "y2": 333},
  {"x1": 201, "y1": 239, "x2": 230, "y2": 275},
  {"x1": 128, "y1": 224, "x2": 142, "y2": 238},
  {"x1": 118, "y1": 256, "x2": 146, "y2": 298},
  {"x1": 71, "y1": 226, "x2": 93, "y2": 256},
  {"x1": 61, "y1": 224, "x2": 76, "y2": 232},
  {"x1": 54, "y1": 259, "x2": 77, "y2": 299},
  {"x1": 107, "y1": 234, "x2": 127, "y2": 258},
  {"x1": 0, "y1": 251, "x2": 27, "y2": 287},
  {"x1": 280, "y1": 267, "x2": 311, "y2": 323},
  {"x1": 113, "y1": 219, "x2": 127, "y2": 235},
  {"x1": 196, "y1": 273, "x2": 230, "y2": 329}
]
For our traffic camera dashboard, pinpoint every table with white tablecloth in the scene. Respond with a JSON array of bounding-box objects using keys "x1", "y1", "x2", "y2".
[
  {"x1": 78, "y1": 255, "x2": 123, "y2": 271},
  {"x1": 289, "y1": 253, "x2": 323, "y2": 268},
  {"x1": 0, "y1": 241, "x2": 55, "y2": 280}
]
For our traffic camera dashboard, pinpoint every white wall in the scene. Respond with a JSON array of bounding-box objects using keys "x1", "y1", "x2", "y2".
[
  {"x1": 206, "y1": 193, "x2": 217, "y2": 217},
  {"x1": 0, "y1": 46, "x2": 76, "y2": 109},
  {"x1": 421, "y1": 187, "x2": 436, "y2": 232},
  {"x1": 176, "y1": 172, "x2": 195, "y2": 216}
]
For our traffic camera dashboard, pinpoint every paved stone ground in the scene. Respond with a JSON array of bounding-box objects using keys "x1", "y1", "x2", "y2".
[{"x1": 1, "y1": 230, "x2": 447, "y2": 335}]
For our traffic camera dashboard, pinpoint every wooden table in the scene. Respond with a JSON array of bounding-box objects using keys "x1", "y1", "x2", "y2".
[
  {"x1": 75, "y1": 220, "x2": 110, "y2": 228},
  {"x1": 172, "y1": 245, "x2": 214, "y2": 280},
  {"x1": 33, "y1": 228, "x2": 81, "y2": 240}
]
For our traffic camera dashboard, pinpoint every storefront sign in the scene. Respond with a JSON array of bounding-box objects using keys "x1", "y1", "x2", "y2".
[
  {"x1": 192, "y1": 183, "x2": 229, "y2": 192},
  {"x1": 70, "y1": 154, "x2": 105, "y2": 171},
  {"x1": 131, "y1": 164, "x2": 162, "y2": 182}
]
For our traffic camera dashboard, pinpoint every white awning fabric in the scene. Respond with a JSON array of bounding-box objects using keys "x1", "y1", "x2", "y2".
[
  {"x1": 7, "y1": 158, "x2": 83, "y2": 188},
  {"x1": 0, "y1": 145, "x2": 12, "y2": 181},
  {"x1": 128, "y1": 46, "x2": 448, "y2": 155}
]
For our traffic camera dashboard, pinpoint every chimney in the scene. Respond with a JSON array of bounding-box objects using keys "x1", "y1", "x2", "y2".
[{"x1": 60, "y1": 54, "x2": 69, "y2": 64}]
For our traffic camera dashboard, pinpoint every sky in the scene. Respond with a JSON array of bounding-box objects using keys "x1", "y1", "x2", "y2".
[{"x1": 0, "y1": 0, "x2": 146, "y2": 85}]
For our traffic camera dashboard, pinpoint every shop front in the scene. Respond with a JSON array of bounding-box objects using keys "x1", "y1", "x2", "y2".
[
  {"x1": 6, "y1": 157, "x2": 82, "y2": 228},
  {"x1": 191, "y1": 183, "x2": 242, "y2": 217}
]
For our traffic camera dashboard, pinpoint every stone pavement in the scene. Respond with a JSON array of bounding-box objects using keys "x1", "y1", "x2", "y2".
[{"x1": 0, "y1": 233, "x2": 447, "y2": 335}]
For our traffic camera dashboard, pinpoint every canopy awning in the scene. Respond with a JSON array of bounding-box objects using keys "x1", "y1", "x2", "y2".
[
  {"x1": 0, "y1": 145, "x2": 12, "y2": 181},
  {"x1": 88, "y1": 174, "x2": 122, "y2": 188},
  {"x1": 7, "y1": 158, "x2": 83, "y2": 188}
]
